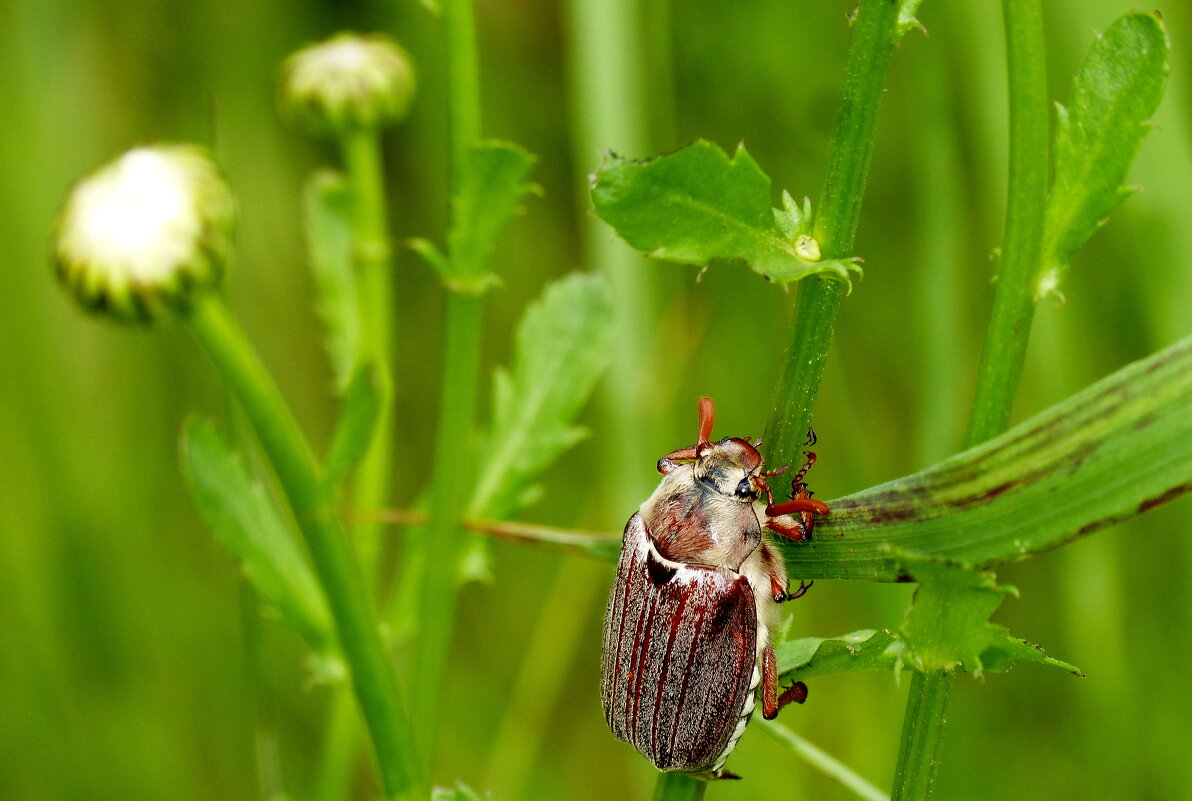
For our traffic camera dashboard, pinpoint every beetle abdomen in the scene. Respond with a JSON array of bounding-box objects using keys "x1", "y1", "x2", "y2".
[{"x1": 601, "y1": 513, "x2": 758, "y2": 774}]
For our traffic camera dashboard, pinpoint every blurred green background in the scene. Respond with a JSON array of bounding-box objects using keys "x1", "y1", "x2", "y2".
[{"x1": 2, "y1": 1, "x2": 1190, "y2": 799}]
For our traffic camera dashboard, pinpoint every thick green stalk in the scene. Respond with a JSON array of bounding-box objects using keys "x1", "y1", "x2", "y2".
[
  {"x1": 410, "y1": 291, "x2": 485, "y2": 747},
  {"x1": 340, "y1": 128, "x2": 396, "y2": 577},
  {"x1": 184, "y1": 294, "x2": 419, "y2": 799},
  {"x1": 893, "y1": 2, "x2": 1049, "y2": 799},
  {"x1": 764, "y1": 0, "x2": 903, "y2": 468},
  {"x1": 651, "y1": 772, "x2": 707, "y2": 801},
  {"x1": 890, "y1": 672, "x2": 951, "y2": 801}
]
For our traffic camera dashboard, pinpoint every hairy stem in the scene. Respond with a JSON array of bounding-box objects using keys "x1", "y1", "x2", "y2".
[{"x1": 764, "y1": 0, "x2": 904, "y2": 468}]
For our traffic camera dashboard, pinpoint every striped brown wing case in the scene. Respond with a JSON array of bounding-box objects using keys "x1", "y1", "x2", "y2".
[{"x1": 601, "y1": 512, "x2": 758, "y2": 773}]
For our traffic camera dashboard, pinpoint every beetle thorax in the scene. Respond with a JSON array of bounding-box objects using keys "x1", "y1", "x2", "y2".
[{"x1": 640, "y1": 438, "x2": 765, "y2": 570}]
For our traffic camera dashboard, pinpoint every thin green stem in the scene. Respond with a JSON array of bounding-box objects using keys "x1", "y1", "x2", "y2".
[
  {"x1": 894, "y1": 2, "x2": 1049, "y2": 799},
  {"x1": 651, "y1": 772, "x2": 707, "y2": 801},
  {"x1": 340, "y1": 129, "x2": 396, "y2": 579},
  {"x1": 185, "y1": 294, "x2": 419, "y2": 800},
  {"x1": 965, "y1": 0, "x2": 1049, "y2": 447},
  {"x1": 410, "y1": 291, "x2": 485, "y2": 749},
  {"x1": 764, "y1": 0, "x2": 903, "y2": 468},
  {"x1": 563, "y1": 0, "x2": 657, "y2": 518},
  {"x1": 758, "y1": 719, "x2": 890, "y2": 801},
  {"x1": 444, "y1": 0, "x2": 481, "y2": 176}
]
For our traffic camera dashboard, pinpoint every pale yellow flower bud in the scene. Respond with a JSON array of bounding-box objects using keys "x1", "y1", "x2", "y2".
[
  {"x1": 281, "y1": 33, "x2": 416, "y2": 135},
  {"x1": 54, "y1": 145, "x2": 235, "y2": 322}
]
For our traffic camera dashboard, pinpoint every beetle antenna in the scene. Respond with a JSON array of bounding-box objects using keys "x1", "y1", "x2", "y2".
[{"x1": 696, "y1": 396, "x2": 715, "y2": 445}]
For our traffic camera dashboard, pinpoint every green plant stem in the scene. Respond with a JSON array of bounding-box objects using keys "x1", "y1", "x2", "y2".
[
  {"x1": 893, "y1": 2, "x2": 1049, "y2": 799},
  {"x1": 563, "y1": 0, "x2": 657, "y2": 518},
  {"x1": 340, "y1": 129, "x2": 396, "y2": 578},
  {"x1": 184, "y1": 293, "x2": 419, "y2": 800},
  {"x1": 651, "y1": 772, "x2": 707, "y2": 801},
  {"x1": 964, "y1": 0, "x2": 1049, "y2": 447},
  {"x1": 314, "y1": 687, "x2": 359, "y2": 801},
  {"x1": 890, "y1": 672, "x2": 951, "y2": 801},
  {"x1": 764, "y1": 0, "x2": 903, "y2": 468},
  {"x1": 410, "y1": 291, "x2": 485, "y2": 748},
  {"x1": 758, "y1": 719, "x2": 890, "y2": 801},
  {"x1": 444, "y1": 0, "x2": 481, "y2": 176}
]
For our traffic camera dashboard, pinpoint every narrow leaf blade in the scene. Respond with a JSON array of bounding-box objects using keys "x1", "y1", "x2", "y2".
[
  {"x1": 304, "y1": 170, "x2": 361, "y2": 393},
  {"x1": 590, "y1": 140, "x2": 857, "y2": 284},
  {"x1": 179, "y1": 418, "x2": 333, "y2": 649},
  {"x1": 1038, "y1": 12, "x2": 1170, "y2": 298}
]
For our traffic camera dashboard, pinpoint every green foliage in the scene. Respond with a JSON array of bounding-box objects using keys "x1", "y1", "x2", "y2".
[
  {"x1": 179, "y1": 418, "x2": 332, "y2": 650},
  {"x1": 303, "y1": 170, "x2": 360, "y2": 393},
  {"x1": 410, "y1": 140, "x2": 537, "y2": 294},
  {"x1": 897, "y1": 556, "x2": 1080, "y2": 676},
  {"x1": 325, "y1": 363, "x2": 383, "y2": 486},
  {"x1": 591, "y1": 140, "x2": 860, "y2": 286},
  {"x1": 470, "y1": 272, "x2": 615, "y2": 520},
  {"x1": 431, "y1": 785, "x2": 490, "y2": 801},
  {"x1": 1039, "y1": 12, "x2": 1170, "y2": 300}
]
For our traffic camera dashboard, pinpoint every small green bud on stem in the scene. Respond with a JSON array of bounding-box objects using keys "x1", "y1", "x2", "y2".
[{"x1": 281, "y1": 33, "x2": 416, "y2": 136}]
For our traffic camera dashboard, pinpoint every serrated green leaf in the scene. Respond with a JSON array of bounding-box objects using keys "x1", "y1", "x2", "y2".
[
  {"x1": 179, "y1": 418, "x2": 333, "y2": 650},
  {"x1": 777, "y1": 629, "x2": 903, "y2": 681},
  {"x1": 326, "y1": 362, "x2": 383, "y2": 486},
  {"x1": 590, "y1": 140, "x2": 860, "y2": 285},
  {"x1": 776, "y1": 624, "x2": 1080, "y2": 683},
  {"x1": 897, "y1": 554, "x2": 1079, "y2": 678},
  {"x1": 1037, "y1": 12, "x2": 1170, "y2": 300},
  {"x1": 469, "y1": 272, "x2": 614, "y2": 521},
  {"x1": 437, "y1": 140, "x2": 537, "y2": 294},
  {"x1": 303, "y1": 170, "x2": 361, "y2": 394}
]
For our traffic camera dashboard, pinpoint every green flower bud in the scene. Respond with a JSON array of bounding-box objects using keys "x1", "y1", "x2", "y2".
[
  {"x1": 54, "y1": 145, "x2": 235, "y2": 322},
  {"x1": 281, "y1": 33, "x2": 416, "y2": 135}
]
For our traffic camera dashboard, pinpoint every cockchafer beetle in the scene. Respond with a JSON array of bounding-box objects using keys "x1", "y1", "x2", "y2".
[{"x1": 600, "y1": 397, "x2": 829, "y2": 778}]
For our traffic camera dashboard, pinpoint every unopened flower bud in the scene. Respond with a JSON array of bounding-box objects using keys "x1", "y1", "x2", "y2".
[
  {"x1": 281, "y1": 33, "x2": 416, "y2": 135},
  {"x1": 54, "y1": 145, "x2": 235, "y2": 322}
]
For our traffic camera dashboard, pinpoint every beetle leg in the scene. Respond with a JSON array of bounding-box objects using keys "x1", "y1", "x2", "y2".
[{"x1": 762, "y1": 640, "x2": 808, "y2": 719}]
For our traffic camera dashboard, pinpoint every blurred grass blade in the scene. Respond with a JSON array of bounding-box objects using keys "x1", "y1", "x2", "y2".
[
  {"x1": 412, "y1": 140, "x2": 537, "y2": 295},
  {"x1": 326, "y1": 362, "x2": 383, "y2": 486},
  {"x1": 304, "y1": 170, "x2": 361, "y2": 393},
  {"x1": 757, "y1": 719, "x2": 890, "y2": 801},
  {"x1": 1037, "y1": 11, "x2": 1170, "y2": 300},
  {"x1": 776, "y1": 333, "x2": 1192, "y2": 580},
  {"x1": 179, "y1": 418, "x2": 333, "y2": 650},
  {"x1": 431, "y1": 784, "x2": 489, "y2": 801},
  {"x1": 469, "y1": 272, "x2": 615, "y2": 520},
  {"x1": 591, "y1": 140, "x2": 859, "y2": 285}
]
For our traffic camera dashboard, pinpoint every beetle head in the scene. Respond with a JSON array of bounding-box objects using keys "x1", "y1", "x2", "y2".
[{"x1": 694, "y1": 437, "x2": 765, "y2": 501}]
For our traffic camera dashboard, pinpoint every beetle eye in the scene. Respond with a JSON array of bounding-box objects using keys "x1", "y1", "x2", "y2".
[{"x1": 734, "y1": 478, "x2": 754, "y2": 498}]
